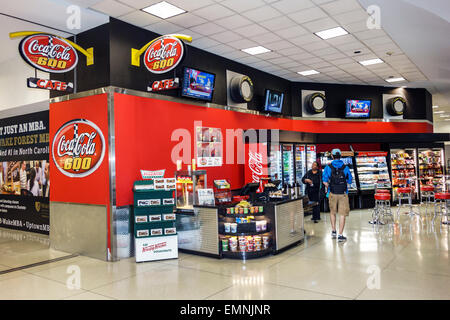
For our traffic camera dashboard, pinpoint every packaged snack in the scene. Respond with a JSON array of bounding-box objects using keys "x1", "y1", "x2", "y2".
[{"x1": 224, "y1": 223, "x2": 231, "y2": 233}]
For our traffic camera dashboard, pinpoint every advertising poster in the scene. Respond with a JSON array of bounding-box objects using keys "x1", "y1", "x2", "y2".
[
  {"x1": 0, "y1": 111, "x2": 50, "y2": 234},
  {"x1": 195, "y1": 126, "x2": 223, "y2": 167}
]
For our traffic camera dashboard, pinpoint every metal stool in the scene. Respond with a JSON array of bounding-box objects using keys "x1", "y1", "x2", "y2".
[
  {"x1": 396, "y1": 187, "x2": 420, "y2": 217},
  {"x1": 420, "y1": 185, "x2": 435, "y2": 215},
  {"x1": 434, "y1": 192, "x2": 450, "y2": 225},
  {"x1": 371, "y1": 193, "x2": 393, "y2": 225},
  {"x1": 376, "y1": 189, "x2": 390, "y2": 194}
]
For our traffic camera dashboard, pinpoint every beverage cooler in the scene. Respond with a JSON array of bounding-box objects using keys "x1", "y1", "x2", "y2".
[
  {"x1": 390, "y1": 148, "x2": 419, "y2": 202},
  {"x1": 269, "y1": 143, "x2": 316, "y2": 192},
  {"x1": 418, "y1": 148, "x2": 445, "y2": 195},
  {"x1": 319, "y1": 151, "x2": 358, "y2": 194}
]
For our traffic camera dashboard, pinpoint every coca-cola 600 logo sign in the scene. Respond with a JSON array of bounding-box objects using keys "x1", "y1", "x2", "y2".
[
  {"x1": 144, "y1": 36, "x2": 184, "y2": 74},
  {"x1": 19, "y1": 34, "x2": 78, "y2": 73},
  {"x1": 52, "y1": 119, "x2": 105, "y2": 178}
]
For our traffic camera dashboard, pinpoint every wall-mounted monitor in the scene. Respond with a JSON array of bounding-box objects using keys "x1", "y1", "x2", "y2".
[
  {"x1": 264, "y1": 89, "x2": 284, "y2": 113},
  {"x1": 181, "y1": 67, "x2": 215, "y2": 101},
  {"x1": 345, "y1": 99, "x2": 371, "y2": 118}
]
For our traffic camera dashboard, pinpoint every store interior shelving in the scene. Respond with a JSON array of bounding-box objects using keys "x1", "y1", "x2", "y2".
[
  {"x1": 418, "y1": 148, "x2": 445, "y2": 194},
  {"x1": 390, "y1": 149, "x2": 418, "y2": 201},
  {"x1": 356, "y1": 153, "x2": 391, "y2": 191}
]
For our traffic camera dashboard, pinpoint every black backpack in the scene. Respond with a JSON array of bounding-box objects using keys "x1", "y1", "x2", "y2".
[{"x1": 329, "y1": 165, "x2": 348, "y2": 194}]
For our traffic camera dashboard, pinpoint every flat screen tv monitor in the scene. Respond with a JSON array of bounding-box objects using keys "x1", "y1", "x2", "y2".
[
  {"x1": 181, "y1": 67, "x2": 215, "y2": 101},
  {"x1": 345, "y1": 99, "x2": 371, "y2": 118},
  {"x1": 264, "y1": 89, "x2": 284, "y2": 113}
]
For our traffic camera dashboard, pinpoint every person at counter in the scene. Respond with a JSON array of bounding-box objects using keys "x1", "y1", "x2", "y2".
[
  {"x1": 322, "y1": 149, "x2": 352, "y2": 242},
  {"x1": 302, "y1": 161, "x2": 322, "y2": 223}
]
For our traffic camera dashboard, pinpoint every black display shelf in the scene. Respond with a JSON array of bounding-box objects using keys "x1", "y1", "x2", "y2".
[
  {"x1": 219, "y1": 213, "x2": 266, "y2": 218},
  {"x1": 219, "y1": 230, "x2": 271, "y2": 237},
  {"x1": 221, "y1": 247, "x2": 272, "y2": 260},
  {"x1": 218, "y1": 221, "x2": 271, "y2": 234}
]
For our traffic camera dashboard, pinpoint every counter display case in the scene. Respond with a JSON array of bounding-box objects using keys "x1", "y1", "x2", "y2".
[
  {"x1": 355, "y1": 152, "x2": 391, "y2": 191},
  {"x1": 176, "y1": 198, "x2": 305, "y2": 259},
  {"x1": 418, "y1": 148, "x2": 445, "y2": 194},
  {"x1": 390, "y1": 148, "x2": 418, "y2": 201}
]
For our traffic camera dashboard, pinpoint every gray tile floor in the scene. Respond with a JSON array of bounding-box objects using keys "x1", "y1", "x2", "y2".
[{"x1": 0, "y1": 207, "x2": 448, "y2": 300}]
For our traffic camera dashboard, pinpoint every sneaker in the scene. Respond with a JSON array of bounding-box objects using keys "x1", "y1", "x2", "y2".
[
  {"x1": 338, "y1": 235, "x2": 347, "y2": 242},
  {"x1": 314, "y1": 220, "x2": 319, "y2": 223},
  {"x1": 331, "y1": 231, "x2": 337, "y2": 239}
]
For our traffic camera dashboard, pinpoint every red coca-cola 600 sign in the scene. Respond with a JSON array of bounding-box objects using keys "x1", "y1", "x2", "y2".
[
  {"x1": 52, "y1": 119, "x2": 105, "y2": 178},
  {"x1": 19, "y1": 34, "x2": 78, "y2": 73},
  {"x1": 144, "y1": 36, "x2": 184, "y2": 74}
]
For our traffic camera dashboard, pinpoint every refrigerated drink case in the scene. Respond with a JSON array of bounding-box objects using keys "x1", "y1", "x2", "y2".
[
  {"x1": 295, "y1": 145, "x2": 307, "y2": 193},
  {"x1": 306, "y1": 145, "x2": 316, "y2": 170},
  {"x1": 282, "y1": 144, "x2": 295, "y2": 186}
]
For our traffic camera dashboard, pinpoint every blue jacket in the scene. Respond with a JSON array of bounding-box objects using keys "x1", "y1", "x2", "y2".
[{"x1": 322, "y1": 160, "x2": 353, "y2": 195}]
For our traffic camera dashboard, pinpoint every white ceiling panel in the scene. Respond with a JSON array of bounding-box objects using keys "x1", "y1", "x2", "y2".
[
  {"x1": 146, "y1": 20, "x2": 183, "y2": 34},
  {"x1": 303, "y1": 17, "x2": 339, "y2": 33},
  {"x1": 90, "y1": 0, "x2": 134, "y2": 17},
  {"x1": 233, "y1": 24, "x2": 268, "y2": 37},
  {"x1": 114, "y1": 0, "x2": 161, "y2": 10},
  {"x1": 241, "y1": 6, "x2": 282, "y2": 22},
  {"x1": 320, "y1": 0, "x2": 362, "y2": 15},
  {"x1": 258, "y1": 16, "x2": 297, "y2": 32},
  {"x1": 189, "y1": 36, "x2": 221, "y2": 48},
  {"x1": 220, "y1": 0, "x2": 266, "y2": 12},
  {"x1": 192, "y1": 4, "x2": 235, "y2": 20},
  {"x1": 227, "y1": 38, "x2": 259, "y2": 49},
  {"x1": 118, "y1": 10, "x2": 161, "y2": 27},
  {"x1": 288, "y1": 7, "x2": 328, "y2": 24},
  {"x1": 167, "y1": 13, "x2": 208, "y2": 28},
  {"x1": 214, "y1": 15, "x2": 253, "y2": 29},
  {"x1": 211, "y1": 30, "x2": 242, "y2": 43},
  {"x1": 190, "y1": 22, "x2": 226, "y2": 36},
  {"x1": 251, "y1": 33, "x2": 283, "y2": 45},
  {"x1": 168, "y1": 0, "x2": 215, "y2": 11},
  {"x1": 265, "y1": 40, "x2": 297, "y2": 50},
  {"x1": 270, "y1": 0, "x2": 316, "y2": 14},
  {"x1": 274, "y1": 25, "x2": 309, "y2": 39},
  {"x1": 333, "y1": 9, "x2": 369, "y2": 24},
  {"x1": 290, "y1": 33, "x2": 323, "y2": 46}
]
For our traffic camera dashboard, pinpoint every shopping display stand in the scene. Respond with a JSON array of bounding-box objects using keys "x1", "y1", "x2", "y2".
[{"x1": 133, "y1": 179, "x2": 178, "y2": 262}]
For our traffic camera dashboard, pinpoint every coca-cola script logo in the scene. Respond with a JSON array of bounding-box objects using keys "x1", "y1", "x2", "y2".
[
  {"x1": 52, "y1": 119, "x2": 105, "y2": 178},
  {"x1": 248, "y1": 151, "x2": 264, "y2": 183},
  {"x1": 143, "y1": 36, "x2": 184, "y2": 74},
  {"x1": 19, "y1": 34, "x2": 78, "y2": 73}
]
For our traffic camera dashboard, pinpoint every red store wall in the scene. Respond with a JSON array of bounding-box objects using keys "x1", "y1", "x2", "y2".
[{"x1": 114, "y1": 93, "x2": 432, "y2": 207}]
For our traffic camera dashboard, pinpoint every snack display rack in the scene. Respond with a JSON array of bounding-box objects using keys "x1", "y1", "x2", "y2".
[
  {"x1": 355, "y1": 152, "x2": 391, "y2": 192},
  {"x1": 218, "y1": 201, "x2": 273, "y2": 259},
  {"x1": 390, "y1": 148, "x2": 418, "y2": 201},
  {"x1": 418, "y1": 148, "x2": 445, "y2": 194}
]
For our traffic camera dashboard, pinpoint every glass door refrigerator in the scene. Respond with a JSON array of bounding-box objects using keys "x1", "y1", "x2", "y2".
[
  {"x1": 281, "y1": 144, "x2": 295, "y2": 187},
  {"x1": 306, "y1": 145, "x2": 317, "y2": 170},
  {"x1": 319, "y1": 151, "x2": 358, "y2": 194},
  {"x1": 269, "y1": 144, "x2": 282, "y2": 185},
  {"x1": 294, "y1": 145, "x2": 307, "y2": 192},
  {"x1": 418, "y1": 148, "x2": 445, "y2": 195},
  {"x1": 355, "y1": 152, "x2": 391, "y2": 192},
  {"x1": 390, "y1": 148, "x2": 419, "y2": 202}
]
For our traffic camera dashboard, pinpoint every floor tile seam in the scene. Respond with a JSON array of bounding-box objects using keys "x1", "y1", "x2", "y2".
[{"x1": 262, "y1": 280, "x2": 355, "y2": 300}]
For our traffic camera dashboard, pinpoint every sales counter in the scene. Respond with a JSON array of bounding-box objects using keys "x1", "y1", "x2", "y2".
[{"x1": 175, "y1": 197, "x2": 305, "y2": 259}]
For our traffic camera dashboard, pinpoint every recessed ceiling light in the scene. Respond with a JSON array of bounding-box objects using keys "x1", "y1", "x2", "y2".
[
  {"x1": 142, "y1": 1, "x2": 186, "y2": 19},
  {"x1": 432, "y1": 105, "x2": 439, "y2": 108},
  {"x1": 298, "y1": 70, "x2": 320, "y2": 76},
  {"x1": 385, "y1": 77, "x2": 406, "y2": 83},
  {"x1": 434, "y1": 111, "x2": 445, "y2": 114},
  {"x1": 359, "y1": 58, "x2": 384, "y2": 66},
  {"x1": 439, "y1": 114, "x2": 449, "y2": 118},
  {"x1": 241, "y1": 46, "x2": 271, "y2": 55},
  {"x1": 315, "y1": 27, "x2": 348, "y2": 40}
]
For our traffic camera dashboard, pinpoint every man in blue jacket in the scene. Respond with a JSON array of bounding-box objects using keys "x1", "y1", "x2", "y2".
[{"x1": 322, "y1": 149, "x2": 353, "y2": 242}]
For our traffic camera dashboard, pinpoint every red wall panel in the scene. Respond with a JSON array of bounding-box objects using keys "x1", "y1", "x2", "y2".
[{"x1": 114, "y1": 93, "x2": 432, "y2": 207}]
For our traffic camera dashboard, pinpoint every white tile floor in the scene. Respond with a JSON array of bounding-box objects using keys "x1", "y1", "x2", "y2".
[{"x1": 0, "y1": 207, "x2": 448, "y2": 300}]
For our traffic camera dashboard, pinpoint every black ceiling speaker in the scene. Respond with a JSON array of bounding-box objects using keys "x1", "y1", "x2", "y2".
[
  {"x1": 387, "y1": 96, "x2": 406, "y2": 116},
  {"x1": 306, "y1": 92, "x2": 326, "y2": 114},
  {"x1": 230, "y1": 75, "x2": 254, "y2": 103}
]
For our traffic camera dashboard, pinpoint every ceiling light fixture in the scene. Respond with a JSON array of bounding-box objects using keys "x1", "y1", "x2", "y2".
[
  {"x1": 298, "y1": 70, "x2": 320, "y2": 76},
  {"x1": 315, "y1": 27, "x2": 348, "y2": 40},
  {"x1": 434, "y1": 111, "x2": 445, "y2": 114},
  {"x1": 142, "y1": 1, "x2": 186, "y2": 19},
  {"x1": 439, "y1": 115, "x2": 450, "y2": 118},
  {"x1": 241, "y1": 46, "x2": 271, "y2": 55},
  {"x1": 359, "y1": 58, "x2": 384, "y2": 66},
  {"x1": 385, "y1": 77, "x2": 406, "y2": 83},
  {"x1": 432, "y1": 105, "x2": 439, "y2": 108}
]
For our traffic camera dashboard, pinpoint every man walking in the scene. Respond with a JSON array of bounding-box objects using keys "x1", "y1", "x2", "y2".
[{"x1": 322, "y1": 149, "x2": 352, "y2": 242}]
